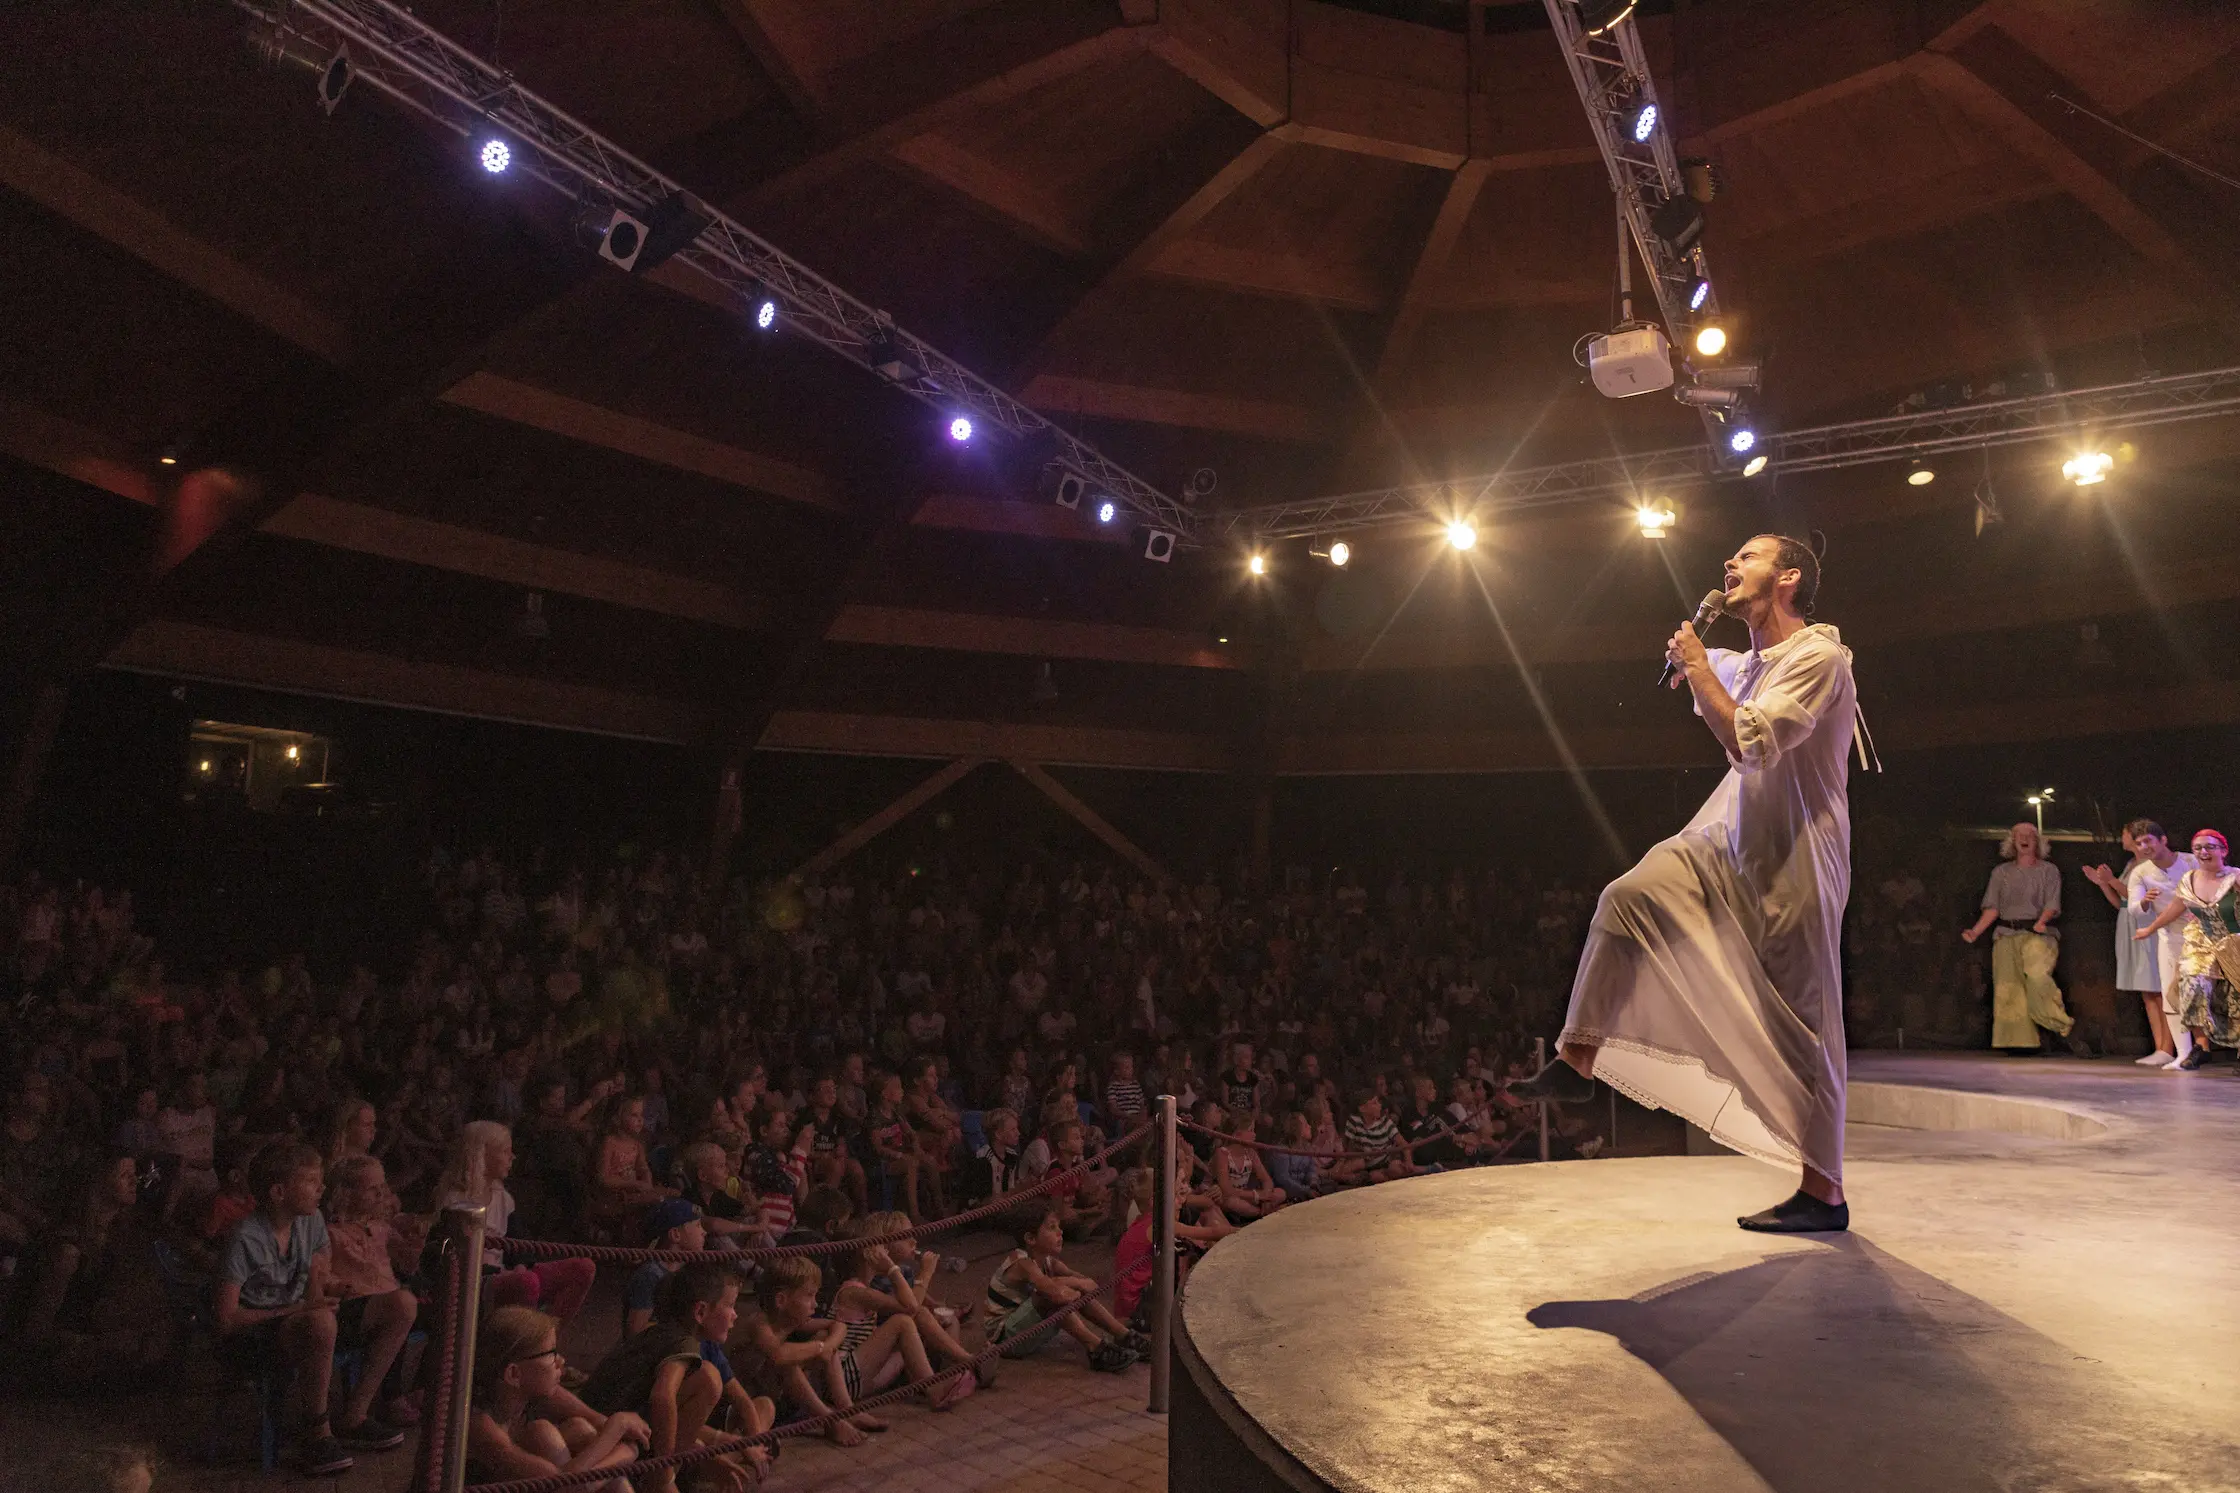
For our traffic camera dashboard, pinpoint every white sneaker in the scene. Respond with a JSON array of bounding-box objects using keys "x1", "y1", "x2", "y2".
[{"x1": 2138, "y1": 1051, "x2": 2177, "y2": 1066}]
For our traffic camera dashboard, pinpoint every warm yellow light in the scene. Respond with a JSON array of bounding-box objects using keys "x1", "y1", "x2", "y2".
[
  {"x1": 158, "y1": 454, "x2": 179, "y2": 466},
  {"x1": 1636, "y1": 502, "x2": 1677, "y2": 538},
  {"x1": 1742, "y1": 454, "x2": 1768, "y2": 477},
  {"x1": 1247, "y1": 552, "x2": 1267, "y2": 576},
  {"x1": 1445, "y1": 520, "x2": 1476, "y2": 551},
  {"x1": 285, "y1": 744, "x2": 300, "y2": 761},
  {"x1": 199, "y1": 759, "x2": 212, "y2": 773},
  {"x1": 2027, "y1": 795, "x2": 2042, "y2": 806},
  {"x1": 1907, "y1": 466, "x2": 1935, "y2": 486},
  {"x1": 2062, "y1": 451, "x2": 2113, "y2": 486},
  {"x1": 1693, "y1": 325, "x2": 1728, "y2": 358},
  {"x1": 1327, "y1": 541, "x2": 1351, "y2": 568}
]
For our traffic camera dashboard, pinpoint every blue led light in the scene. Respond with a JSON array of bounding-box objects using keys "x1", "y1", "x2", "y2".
[{"x1": 948, "y1": 416, "x2": 974, "y2": 443}]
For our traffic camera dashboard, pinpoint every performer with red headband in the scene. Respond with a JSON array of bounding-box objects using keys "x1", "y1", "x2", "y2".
[{"x1": 2136, "y1": 829, "x2": 2240, "y2": 1070}]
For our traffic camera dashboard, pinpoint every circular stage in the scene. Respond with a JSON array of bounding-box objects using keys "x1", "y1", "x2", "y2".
[{"x1": 1173, "y1": 1054, "x2": 2240, "y2": 1493}]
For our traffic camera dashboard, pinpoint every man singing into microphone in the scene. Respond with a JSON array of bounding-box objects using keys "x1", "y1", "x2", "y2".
[{"x1": 1514, "y1": 534, "x2": 1858, "y2": 1232}]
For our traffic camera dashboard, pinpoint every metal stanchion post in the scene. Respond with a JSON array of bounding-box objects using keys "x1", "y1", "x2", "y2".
[
  {"x1": 1148, "y1": 1095, "x2": 1177, "y2": 1415},
  {"x1": 1534, "y1": 1036, "x2": 1551, "y2": 1163},
  {"x1": 440, "y1": 1204, "x2": 487, "y2": 1493}
]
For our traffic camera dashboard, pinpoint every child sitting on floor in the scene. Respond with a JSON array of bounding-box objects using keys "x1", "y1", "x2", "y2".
[
  {"x1": 981, "y1": 1206, "x2": 1147, "y2": 1372},
  {"x1": 830, "y1": 1218, "x2": 989, "y2": 1394},
  {"x1": 735, "y1": 1257, "x2": 866, "y2": 1447},
  {"x1": 1267, "y1": 1112, "x2": 1323, "y2": 1202},
  {"x1": 467, "y1": 1305, "x2": 647, "y2": 1493},
  {"x1": 579, "y1": 1261, "x2": 759, "y2": 1493}
]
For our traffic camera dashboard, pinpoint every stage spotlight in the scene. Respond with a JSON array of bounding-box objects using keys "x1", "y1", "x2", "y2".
[
  {"x1": 1694, "y1": 360, "x2": 1761, "y2": 390},
  {"x1": 1687, "y1": 274, "x2": 1711, "y2": 312},
  {"x1": 1248, "y1": 552, "x2": 1268, "y2": 576},
  {"x1": 1576, "y1": 0, "x2": 1638, "y2": 36},
  {"x1": 1040, "y1": 465, "x2": 1086, "y2": 510},
  {"x1": 1636, "y1": 501, "x2": 1678, "y2": 538},
  {"x1": 1446, "y1": 520, "x2": 1477, "y2": 551},
  {"x1": 1328, "y1": 541, "x2": 1351, "y2": 567},
  {"x1": 596, "y1": 193, "x2": 711, "y2": 274},
  {"x1": 1742, "y1": 454, "x2": 1768, "y2": 478},
  {"x1": 1096, "y1": 499, "x2": 1117, "y2": 525},
  {"x1": 1629, "y1": 102, "x2": 1658, "y2": 144},
  {"x1": 867, "y1": 331, "x2": 924, "y2": 385},
  {"x1": 158, "y1": 445, "x2": 180, "y2": 467},
  {"x1": 2062, "y1": 450, "x2": 2113, "y2": 486},
  {"x1": 479, "y1": 137, "x2": 512, "y2": 174},
  {"x1": 1144, "y1": 530, "x2": 1176, "y2": 563},
  {"x1": 1727, "y1": 426, "x2": 1757, "y2": 455},
  {"x1": 752, "y1": 295, "x2": 778, "y2": 331},
  {"x1": 1907, "y1": 461, "x2": 1935, "y2": 487},
  {"x1": 1693, "y1": 324, "x2": 1728, "y2": 358},
  {"x1": 1680, "y1": 157, "x2": 1723, "y2": 204},
  {"x1": 1675, "y1": 385, "x2": 1742, "y2": 409},
  {"x1": 947, "y1": 415, "x2": 974, "y2": 443},
  {"x1": 1651, "y1": 194, "x2": 1704, "y2": 256}
]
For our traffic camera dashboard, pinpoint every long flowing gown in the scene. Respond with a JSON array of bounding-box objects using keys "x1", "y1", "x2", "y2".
[{"x1": 1558, "y1": 623, "x2": 1857, "y2": 1182}]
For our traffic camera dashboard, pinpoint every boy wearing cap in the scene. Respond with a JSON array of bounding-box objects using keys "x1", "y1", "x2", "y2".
[{"x1": 624, "y1": 1197, "x2": 706, "y2": 1336}]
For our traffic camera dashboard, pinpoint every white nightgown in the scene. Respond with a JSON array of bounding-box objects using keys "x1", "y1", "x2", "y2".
[{"x1": 1560, "y1": 623, "x2": 1857, "y2": 1182}]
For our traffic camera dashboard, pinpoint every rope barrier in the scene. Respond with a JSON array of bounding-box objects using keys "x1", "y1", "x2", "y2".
[
  {"x1": 458, "y1": 1275, "x2": 1127, "y2": 1493},
  {"x1": 491, "y1": 1120, "x2": 1152, "y2": 1267},
  {"x1": 1178, "y1": 1099, "x2": 1517, "y2": 1162},
  {"x1": 414, "y1": 1230, "x2": 473, "y2": 1493}
]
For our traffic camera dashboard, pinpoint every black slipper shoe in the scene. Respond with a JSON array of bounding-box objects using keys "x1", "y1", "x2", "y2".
[
  {"x1": 1508, "y1": 1059, "x2": 1597, "y2": 1105},
  {"x1": 1737, "y1": 1190, "x2": 1849, "y2": 1234}
]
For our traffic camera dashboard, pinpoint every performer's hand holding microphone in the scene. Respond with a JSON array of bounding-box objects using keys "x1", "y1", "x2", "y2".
[{"x1": 1659, "y1": 589, "x2": 1726, "y2": 689}]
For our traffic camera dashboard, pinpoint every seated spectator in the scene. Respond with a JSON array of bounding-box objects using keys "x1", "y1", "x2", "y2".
[
  {"x1": 1204, "y1": 1106, "x2": 1285, "y2": 1222},
  {"x1": 1395, "y1": 1074, "x2": 1465, "y2": 1171},
  {"x1": 980, "y1": 1206, "x2": 1144, "y2": 1371},
  {"x1": 996, "y1": 1049, "x2": 1035, "y2": 1118},
  {"x1": 323, "y1": 1100, "x2": 378, "y2": 1173},
  {"x1": 591, "y1": 1095, "x2": 673, "y2": 1233},
  {"x1": 1, "y1": 1069, "x2": 73, "y2": 1254},
  {"x1": 800, "y1": 1075, "x2": 865, "y2": 1211},
  {"x1": 742, "y1": 1107, "x2": 810, "y2": 1240},
  {"x1": 735, "y1": 1257, "x2": 865, "y2": 1447},
  {"x1": 900, "y1": 1058, "x2": 960, "y2": 1219},
  {"x1": 214, "y1": 1140, "x2": 404, "y2": 1476},
  {"x1": 322, "y1": 1155, "x2": 425, "y2": 1427},
  {"x1": 467, "y1": 1305, "x2": 648, "y2": 1493},
  {"x1": 624, "y1": 1198, "x2": 706, "y2": 1337},
  {"x1": 1039, "y1": 1119, "x2": 1113, "y2": 1238},
  {"x1": 110, "y1": 1087, "x2": 163, "y2": 1162},
  {"x1": 821, "y1": 1223, "x2": 973, "y2": 1412},
  {"x1": 968, "y1": 1108, "x2": 1020, "y2": 1205},
  {"x1": 830, "y1": 1218, "x2": 987, "y2": 1393},
  {"x1": 673, "y1": 1142, "x2": 763, "y2": 1248},
  {"x1": 436, "y1": 1121, "x2": 594, "y2": 1325},
  {"x1": 514, "y1": 1078, "x2": 611, "y2": 1239},
  {"x1": 1337, "y1": 1090, "x2": 1409, "y2": 1186},
  {"x1": 579, "y1": 1262, "x2": 756, "y2": 1493},
  {"x1": 862, "y1": 1074, "x2": 924, "y2": 1224},
  {"x1": 23, "y1": 1152, "x2": 173, "y2": 1382},
  {"x1": 1102, "y1": 1053, "x2": 1148, "y2": 1132},
  {"x1": 1267, "y1": 1112, "x2": 1323, "y2": 1202}
]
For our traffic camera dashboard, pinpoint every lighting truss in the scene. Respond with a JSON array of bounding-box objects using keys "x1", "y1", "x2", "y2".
[
  {"x1": 234, "y1": 0, "x2": 1198, "y2": 538},
  {"x1": 1217, "y1": 363, "x2": 2240, "y2": 542},
  {"x1": 1538, "y1": 0, "x2": 1724, "y2": 443}
]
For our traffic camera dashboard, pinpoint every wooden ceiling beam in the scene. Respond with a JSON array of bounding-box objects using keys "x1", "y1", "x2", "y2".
[
  {"x1": 712, "y1": 0, "x2": 828, "y2": 119},
  {"x1": 1734, "y1": 159, "x2": 2062, "y2": 270},
  {"x1": 1141, "y1": 238, "x2": 1386, "y2": 310},
  {"x1": 740, "y1": 0, "x2": 1157, "y2": 208},
  {"x1": 1911, "y1": 29, "x2": 2240, "y2": 329},
  {"x1": 889, "y1": 133, "x2": 1094, "y2": 257},
  {"x1": 1017, "y1": 373, "x2": 1327, "y2": 443},
  {"x1": 438, "y1": 372, "x2": 849, "y2": 514},
  {"x1": 758, "y1": 709, "x2": 1229, "y2": 772},
  {"x1": 105, "y1": 620, "x2": 709, "y2": 744},
  {"x1": 0, "y1": 123, "x2": 349, "y2": 366}
]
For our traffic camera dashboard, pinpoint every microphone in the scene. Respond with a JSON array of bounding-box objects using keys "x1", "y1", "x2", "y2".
[{"x1": 1658, "y1": 589, "x2": 1726, "y2": 689}]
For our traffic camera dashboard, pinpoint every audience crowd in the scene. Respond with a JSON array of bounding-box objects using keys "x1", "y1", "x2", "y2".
[{"x1": 0, "y1": 843, "x2": 1616, "y2": 1480}]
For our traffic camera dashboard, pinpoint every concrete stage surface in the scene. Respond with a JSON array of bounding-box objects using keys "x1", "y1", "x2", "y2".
[{"x1": 1173, "y1": 1054, "x2": 2240, "y2": 1493}]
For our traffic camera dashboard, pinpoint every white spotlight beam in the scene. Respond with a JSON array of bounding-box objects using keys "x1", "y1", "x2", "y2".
[
  {"x1": 1538, "y1": 0, "x2": 1724, "y2": 445},
  {"x1": 234, "y1": 0, "x2": 1198, "y2": 539},
  {"x1": 1216, "y1": 363, "x2": 2240, "y2": 541}
]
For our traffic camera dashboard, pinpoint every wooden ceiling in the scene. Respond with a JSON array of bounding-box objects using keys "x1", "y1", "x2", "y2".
[{"x1": 3, "y1": 0, "x2": 2240, "y2": 788}]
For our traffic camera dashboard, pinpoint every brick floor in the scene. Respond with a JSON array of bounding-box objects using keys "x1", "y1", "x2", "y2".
[{"x1": 0, "y1": 1235, "x2": 1167, "y2": 1493}]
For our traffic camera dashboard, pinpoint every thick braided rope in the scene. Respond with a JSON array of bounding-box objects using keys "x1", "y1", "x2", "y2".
[
  {"x1": 459, "y1": 1276, "x2": 1125, "y2": 1493},
  {"x1": 492, "y1": 1120, "x2": 1153, "y2": 1267},
  {"x1": 1178, "y1": 1099, "x2": 1517, "y2": 1162}
]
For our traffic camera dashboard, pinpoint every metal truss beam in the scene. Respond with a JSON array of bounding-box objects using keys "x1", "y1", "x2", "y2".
[
  {"x1": 1538, "y1": 0, "x2": 1725, "y2": 446},
  {"x1": 236, "y1": 0, "x2": 1198, "y2": 539},
  {"x1": 1217, "y1": 363, "x2": 2240, "y2": 542}
]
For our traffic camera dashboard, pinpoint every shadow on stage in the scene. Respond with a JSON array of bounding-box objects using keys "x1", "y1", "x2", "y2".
[{"x1": 1528, "y1": 1235, "x2": 2233, "y2": 1493}]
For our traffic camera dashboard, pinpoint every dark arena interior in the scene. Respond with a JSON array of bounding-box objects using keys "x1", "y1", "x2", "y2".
[{"x1": 3, "y1": 3, "x2": 2240, "y2": 1491}]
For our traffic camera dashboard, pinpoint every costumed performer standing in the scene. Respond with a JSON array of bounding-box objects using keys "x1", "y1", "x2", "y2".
[{"x1": 1514, "y1": 533, "x2": 1860, "y2": 1234}]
